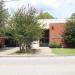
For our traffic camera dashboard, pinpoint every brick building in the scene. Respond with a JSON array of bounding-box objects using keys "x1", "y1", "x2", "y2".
[
  {"x1": 0, "y1": 19, "x2": 66, "y2": 47},
  {"x1": 0, "y1": 37, "x2": 5, "y2": 48},
  {"x1": 39, "y1": 19, "x2": 66, "y2": 46}
]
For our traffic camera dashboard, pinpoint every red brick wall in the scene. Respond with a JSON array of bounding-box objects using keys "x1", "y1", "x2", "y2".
[
  {"x1": 0, "y1": 38, "x2": 5, "y2": 48},
  {"x1": 49, "y1": 23, "x2": 65, "y2": 44}
]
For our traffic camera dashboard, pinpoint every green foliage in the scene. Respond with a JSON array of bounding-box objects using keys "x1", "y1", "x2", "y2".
[
  {"x1": 0, "y1": 0, "x2": 8, "y2": 26},
  {"x1": 70, "y1": 13, "x2": 75, "y2": 19},
  {"x1": 49, "y1": 42, "x2": 62, "y2": 48},
  {"x1": 0, "y1": 0, "x2": 9, "y2": 38},
  {"x1": 10, "y1": 7, "x2": 42, "y2": 41},
  {"x1": 63, "y1": 13, "x2": 75, "y2": 47},
  {"x1": 37, "y1": 12, "x2": 54, "y2": 19},
  {"x1": 7, "y1": 6, "x2": 43, "y2": 52}
]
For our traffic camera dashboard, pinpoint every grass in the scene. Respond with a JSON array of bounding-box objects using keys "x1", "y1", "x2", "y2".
[{"x1": 52, "y1": 48, "x2": 75, "y2": 55}]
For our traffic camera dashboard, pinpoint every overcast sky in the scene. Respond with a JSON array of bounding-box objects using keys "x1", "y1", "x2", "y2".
[{"x1": 5, "y1": 0, "x2": 75, "y2": 19}]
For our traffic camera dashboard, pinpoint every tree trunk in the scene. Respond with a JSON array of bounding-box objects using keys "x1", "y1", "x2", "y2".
[
  {"x1": 19, "y1": 40, "x2": 32, "y2": 53},
  {"x1": 19, "y1": 40, "x2": 22, "y2": 52},
  {"x1": 26, "y1": 42, "x2": 31, "y2": 52},
  {"x1": 21, "y1": 43, "x2": 25, "y2": 52}
]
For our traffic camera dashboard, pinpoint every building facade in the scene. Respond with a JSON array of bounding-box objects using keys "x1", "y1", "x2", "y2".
[
  {"x1": 0, "y1": 37, "x2": 5, "y2": 48},
  {"x1": 39, "y1": 19, "x2": 66, "y2": 46},
  {"x1": 0, "y1": 19, "x2": 66, "y2": 48}
]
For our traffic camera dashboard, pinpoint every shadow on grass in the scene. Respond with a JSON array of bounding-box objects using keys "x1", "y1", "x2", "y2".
[{"x1": 15, "y1": 49, "x2": 39, "y2": 54}]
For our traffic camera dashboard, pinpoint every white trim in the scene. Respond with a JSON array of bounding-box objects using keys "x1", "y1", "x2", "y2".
[
  {"x1": 38, "y1": 19, "x2": 66, "y2": 29},
  {"x1": 38, "y1": 19, "x2": 66, "y2": 23}
]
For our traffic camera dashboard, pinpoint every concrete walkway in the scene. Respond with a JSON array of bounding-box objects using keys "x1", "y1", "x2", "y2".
[
  {"x1": 0, "y1": 47, "x2": 54, "y2": 56},
  {"x1": 35, "y1": 47, "x2": 55, "y2": 56},
  {"x1": 0, "y1": 47, "x2": 19, "y2": 56}
]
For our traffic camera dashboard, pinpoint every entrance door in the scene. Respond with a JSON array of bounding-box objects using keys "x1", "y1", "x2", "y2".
[{"x1": 40, "y1": 29, "x2": 49, "y2": 46}]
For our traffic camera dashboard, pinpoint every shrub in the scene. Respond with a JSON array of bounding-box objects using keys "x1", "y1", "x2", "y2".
[
  {"x1": 63, "y1": 13, "x2": 75, "y2": 48},
  {"x1": 49, "y1": 42, "x2": 62, "y2": 48}
]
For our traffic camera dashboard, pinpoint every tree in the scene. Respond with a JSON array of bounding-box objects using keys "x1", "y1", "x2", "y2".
[
  {"x1": 0, "y1": 0, "x2": 9, "y2": 37},
  {"x1": 37, "y1": 11, "x2": 54, "y2": 19},
  {"x1": 7, "y1": 6, "x2": 43, "y2": 52},
  {"x1": 0, "y1": 0, "x2": 8, "y2": 26},
  {"x1": 63, "y1": 13, "x2": 75, "y2": 48},
  {"x1": 0, "y1": 0, "x2": 8, "y2": 48}
]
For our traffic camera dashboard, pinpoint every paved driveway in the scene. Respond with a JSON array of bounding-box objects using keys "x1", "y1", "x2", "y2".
[
  {"x1": 0, "y1": 47, "x2": 19, "y2": 56},
  {"x1": 0, "y1": 56, "x2": 75, "y2": 75},
  {"x1": 35, "y1": 47, "x2": 54, "y2": 56},
  {"x1": 0, "y1": 47, "x2": 54, "y2": 56}
]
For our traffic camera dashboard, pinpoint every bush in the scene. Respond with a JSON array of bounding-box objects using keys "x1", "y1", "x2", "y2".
[
  {"x1": 49, "y1": 42, "x2": 62, "y2": 48},
  {"x1": 63, "y1": 13, "x2": 75, "y2": 48}
]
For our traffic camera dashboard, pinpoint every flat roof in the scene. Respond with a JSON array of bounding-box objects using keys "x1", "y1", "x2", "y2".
[
  {"x1": 38, "y1": 19, "x2": 66, "y2": 23},
  {"x1": 38, "y1": 19, "x2": 66, "y2": 29}
]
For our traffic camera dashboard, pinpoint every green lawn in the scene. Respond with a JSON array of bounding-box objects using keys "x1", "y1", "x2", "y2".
[{"x1": 52, "y1": 48, "x2": 75, "y2": 55}]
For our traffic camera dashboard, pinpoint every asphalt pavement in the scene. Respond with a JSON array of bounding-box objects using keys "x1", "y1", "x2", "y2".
[{"x1": 0, "y1": 56, "x2": 75, "y2": 75}]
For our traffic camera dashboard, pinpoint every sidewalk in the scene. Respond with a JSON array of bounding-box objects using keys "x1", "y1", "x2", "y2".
[
  {"x1": 34, "y1": 47, "x2": 55, "y2": 56},
  {"x1": 0, "y1": 47, "x2": 55, "y2": 56},
  {"x1": 11, "y1": 47, "x2": 55, "y2": 56},
  {"x1": 0, "y1": 47, "x2": 19, "y2": 56}
]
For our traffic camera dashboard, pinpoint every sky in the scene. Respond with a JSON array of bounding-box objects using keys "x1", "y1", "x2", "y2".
[{"x1": 5, "y1": 0, "x2": 75, "y2": 19}]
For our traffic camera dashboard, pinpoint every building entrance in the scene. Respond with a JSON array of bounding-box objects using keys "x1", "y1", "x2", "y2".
[{"x1": 40, "y1": 29, "x2": 49, "y2": 46}]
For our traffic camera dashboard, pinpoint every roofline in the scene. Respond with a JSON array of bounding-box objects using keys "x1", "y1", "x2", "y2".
[{"x1": 38, "y1": 19, "x2": 66, "y2": 23}]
